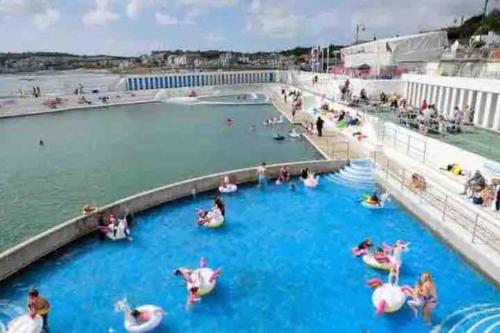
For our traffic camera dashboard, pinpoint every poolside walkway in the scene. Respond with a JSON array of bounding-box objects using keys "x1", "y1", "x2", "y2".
[
  {"x1": 0, "y1": 90, "x2": 158, "y2": 119},
  {"x1": 271, "y1": 94, "x2": 359, "y2": 160}
]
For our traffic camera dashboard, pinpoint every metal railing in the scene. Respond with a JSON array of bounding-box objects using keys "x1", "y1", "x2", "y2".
[
  {"x1": 326, "y1": 140, "x2": 350, "y2": 161},
  {"x1": 376, "y1": 123, "x2": 427, "y2": 163},
  {"x1": 374, "y1": 153, "x2": 500, "y2": 253}
]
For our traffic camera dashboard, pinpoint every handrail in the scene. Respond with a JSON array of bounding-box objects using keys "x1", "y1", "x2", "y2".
[{"x1": 374, "y1": 154, "x2": 500, "y2": 253}]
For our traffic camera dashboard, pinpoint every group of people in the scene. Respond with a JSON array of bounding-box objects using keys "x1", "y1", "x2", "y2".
[
  {"x1": 396, "y1": 98, "x2": 470, "y2": 136},
  {"x1": 354, "y1": 239, "x2": 438, "y2": 324}
]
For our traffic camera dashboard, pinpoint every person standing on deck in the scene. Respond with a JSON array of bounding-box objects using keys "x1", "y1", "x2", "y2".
[{"x1": 316, "y1": 116, "x2": 324, "y2": 137}]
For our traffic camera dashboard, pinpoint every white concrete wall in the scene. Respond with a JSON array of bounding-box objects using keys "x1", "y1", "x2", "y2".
[
  {"x1": 403, "y1": 74, "x2": 500, "y2": 131},
  {"x1": 0, "y1": 160, "x2": 346, "y2": 283}
]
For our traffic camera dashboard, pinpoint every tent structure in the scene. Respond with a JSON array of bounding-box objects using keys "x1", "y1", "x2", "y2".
[{"x1": 341, "y1": 31, "x2": 449, "y2": 76}]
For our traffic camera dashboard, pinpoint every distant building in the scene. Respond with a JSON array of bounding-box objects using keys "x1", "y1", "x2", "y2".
[
  {"x1": 220, "y1": 52, "x2": 235, "y2": 67},
  {"x1": 341, "y1": 31, "x2": 448, "y2": 77}
]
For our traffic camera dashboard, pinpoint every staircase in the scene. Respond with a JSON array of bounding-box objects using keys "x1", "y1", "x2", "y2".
[{"x1": 326, "y1": 159, "x2": 376, "y2": 189}]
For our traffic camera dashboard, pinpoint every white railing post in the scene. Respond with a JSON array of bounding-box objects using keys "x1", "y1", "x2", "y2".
[
  {"x1": 442, "y1": 195, "x2": 448, "y2": 222},
  {"x1": 406, "y1": 136, "x2": 411, "y2": 155},
  {"x1": 472, "y1": 214, "x2": 479, "y2": 243}
]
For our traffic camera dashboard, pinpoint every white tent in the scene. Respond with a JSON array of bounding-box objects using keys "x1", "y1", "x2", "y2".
[{"x1": 341, "y1": 31, "x2": 449, "y2": 70}]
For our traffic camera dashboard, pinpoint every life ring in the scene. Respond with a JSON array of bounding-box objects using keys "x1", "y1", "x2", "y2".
[
  {"x1": 199, "y1": 211, "x2": 224, "y2": 228},
  {"x1": 98, "y1": 218, "x2": 130, "y2": 241},
  {"x1": 372, "y1": 283, "x2": 407, "y2": 314},
  {"x1": 219, "y1": 184, "x2": 237, "y2": 193},
  {"x1": 362, "y1": 253, "x2": 392, "y2": 271},
  {"x1": 124, "y1": 305, "x2": 164, "y2": 333},
  {"x1": 187, "y1": 268, "x2": 217, "y2": 297},
  {"x1": 6, "y1": 314, "x2": 43, "y2": 333}
]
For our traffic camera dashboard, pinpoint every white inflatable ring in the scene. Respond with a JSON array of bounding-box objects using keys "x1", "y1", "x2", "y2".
[
  {"x1": 124, "y1": 305, "x2": 163, "y2": 333},
  {"x1": 104, "y1": 218, "x2": 129, "y2": 241},
  {"x1": 219, "y1": 184, "x2": 237, "y2": 193},
  {"x1": 187, "y1": 268, "x2": 216, "y2": 297},
  {"x1": 7, "y1": 314, "x2": 43, "y2": 333},
  {"x1": 372, "y1": 284, "x2": 406, "y2": 313},
  {"x1": 201, "y1": 211, "x2": 224, "y2": 228},
  {"x1": 304, "y1": 176, "x2": 319, "y2": 188},
  {"x1": 362, "y1": 253, "x2": 392, "y2": 271}
]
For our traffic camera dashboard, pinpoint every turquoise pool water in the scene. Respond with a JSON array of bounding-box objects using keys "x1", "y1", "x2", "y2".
[
  {"x1": 0, "y1": 170, "x2": 497, "y2": 332},
  {"x1": 0, "y1": 101, "x2": 321, "y2": 252}
]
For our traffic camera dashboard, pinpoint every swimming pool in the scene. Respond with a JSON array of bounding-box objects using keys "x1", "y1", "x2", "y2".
[
  {"x1": 0, "y1": 168, "x2": 497, "y2": 332},
  {"x1": 0, "y1": 100, "x2": 320, "y2": 252}
]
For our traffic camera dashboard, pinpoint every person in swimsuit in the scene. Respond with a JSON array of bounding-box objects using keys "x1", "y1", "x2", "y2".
[
  {"x1": 256, "y1": 163, "x2": 267, "y2": 189},
  {"x1": 130, "y1": 308, "x2": 151, "y2": 324},
  {"x1": 421, "y1": 272, "x2": 438, "y2": 324},
  {"x1": 300, "y1": 168, "x2": 309, "y2": 180},
  {"x1": 407, "y1": 280, "x2": 424, "y2": 317},
  {"x1": 356, "y1": 239, "x2": 373, "y2": 251},
  {"x1": 214, "y1": 197, "x2": 225, "y2": 217},
  {"x1": 28, "y1": 289, "x2": 50, "y2": 327},
  {"x1": 277, "y1": 166, "x2": 290, "y2": 184}
]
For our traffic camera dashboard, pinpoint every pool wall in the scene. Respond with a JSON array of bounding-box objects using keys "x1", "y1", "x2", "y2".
[
  {"x1": 376, "y1": 173, "x2": 500, "y2": 285},
  {"x1": 0, "y1": 159, "x2": 347, "y2": 283}
]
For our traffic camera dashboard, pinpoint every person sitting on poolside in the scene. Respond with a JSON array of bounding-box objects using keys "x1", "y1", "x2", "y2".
[{"x1": 461, "y1": 170, "x2": 486, "y2": 195}]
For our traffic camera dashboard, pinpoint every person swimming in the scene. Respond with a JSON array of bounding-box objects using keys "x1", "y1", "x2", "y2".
[
  {"x1": 300, "y1": 168, "x2": 309, "y2": 180},
  {"x1": 277, "y1": 166, "x2": 290, "y2": 184},
  {"x1": 226, "y1": 117, "x2": 233, "y2": 127},
  {"x1": 356, "y1": 239, "x2": 373, "y2": 251},
  {"x1": 273, "y1": 133, "x2": 285, "y2": 141},
  {"x1": 39, "y1": 139, "x2": 44, "y2": 146},
  {"x1": 130, "y1": 308, "x2": 151, "y2": 325},
  {"x1": 368, "y1": 191, "x2": 380, "y2": 204}
]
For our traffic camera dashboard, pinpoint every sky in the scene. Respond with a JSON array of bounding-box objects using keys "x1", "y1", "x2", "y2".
[{"x1": 0, "y1": 0, "x2": 497, "y2": 56}]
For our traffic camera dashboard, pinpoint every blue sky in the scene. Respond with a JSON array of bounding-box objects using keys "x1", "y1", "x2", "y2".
[{"x1": 0, "y1": 0, "x2": 497, "y2": 56}]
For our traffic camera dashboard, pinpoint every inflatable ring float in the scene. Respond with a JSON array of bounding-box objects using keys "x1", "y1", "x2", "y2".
[
  {"x1": 7, "y1": 314, "x2": 43, "y2": 333},
  {"x1": 187, "y1": 268, "x2": 217, "y2": 297},
  {"x1": 219, "y1": 184, "x2": 237, "y2": 194},
  {"x1": 124, "y1": 305, "x2": 164, "y2": 333},
  {"x1": 362, "y1": 253, "x2": 392, "y2": 271},
  {"x1": 372, "y1": 283, "x2": 407, "y2": 314}
]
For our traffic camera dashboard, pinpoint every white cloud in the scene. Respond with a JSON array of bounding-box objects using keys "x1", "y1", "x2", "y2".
[
  {"x1": 82, "y1": 0, "x2": 119, "y2": 27},
  {"x1": 0, "y1": 0, "x2": 60, "y2": 29},
  {"x1": 126, "y1": 0, "x2": 151, "y2": 19},
  {"x1": 34, "y1": 8, "x2": 60, "y2": 30},
  {"x1": 155, "y1": 11, "x2": 179, "y2": 26},
  {"x1": 245, "y1": 1, "x2": 305, "y2": 39}
]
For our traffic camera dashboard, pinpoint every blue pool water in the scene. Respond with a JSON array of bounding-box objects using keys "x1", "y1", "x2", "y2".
[{"x1": 0, "y1": 173, "x2": 498, "y2": 332}]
